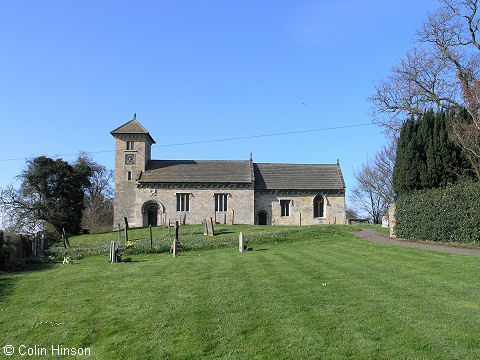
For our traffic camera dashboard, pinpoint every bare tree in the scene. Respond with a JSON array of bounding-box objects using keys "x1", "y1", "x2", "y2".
[
  {"x1": 370, "y1": 1, "x2": 480, "y2": 130},
  {"x1": 454, "y1": 80, "x2": 480, "y2": 178},
  {"x1": 0, "y1": 185, "x2": 43, "y2": 234},
  {"x1": 370, "y1": 0, "x2": 480, "y2": 178},
  {"x1": 369, "y1": 47, "x2": 460, "y2": 135},
  {"x1": 350, "y1": 140, "x2": 396, "y2": 223},
  {"x1": 78, "y1": 153, "x2": 114, "y2": 233},
  {"x1": 345, "y1": 207, "x2": 358, "y2": 220},
  {"x1": 372, "y1": 138, "x2": 397, "y2": 202},
  {"x1": 421, "y1": 0, "x2": 480, "y2": 178}
]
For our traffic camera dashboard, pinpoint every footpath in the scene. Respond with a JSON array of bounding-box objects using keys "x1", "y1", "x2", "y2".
[{"x1": 351, "y1": 228, "x2": 480, "y2": 258}]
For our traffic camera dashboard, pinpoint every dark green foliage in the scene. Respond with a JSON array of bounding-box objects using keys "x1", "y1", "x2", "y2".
[
  {"x1": 21, "y1": 156, "x2": 92, "y2": 235},
  {"x1": 395, "y1": 181, "x2": 480, "y2": 244},
  {"x1": 393, "y1": 110, "x2": 473, "y2": 194}
]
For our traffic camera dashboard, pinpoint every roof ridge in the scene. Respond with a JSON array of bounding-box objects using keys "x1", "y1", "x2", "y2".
[
  {"x1": 255, "y1": 162, "x2": 339, "y2": 166},
  {"x1": 110, "y1": 118, "x2": 136, "y2": 134},
  {"x1": 110, "y1": 117, "x2": 156, "y2": 143},
  {"x1": 149, "y1": 159, "x2": 251, "y2": 163}
]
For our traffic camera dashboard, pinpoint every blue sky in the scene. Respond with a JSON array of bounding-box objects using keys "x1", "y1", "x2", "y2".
[{"x1": 0, "y1": 0, "x2": 439, "y2": 209}]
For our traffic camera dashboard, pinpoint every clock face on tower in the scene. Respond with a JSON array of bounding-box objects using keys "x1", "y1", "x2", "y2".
[{"x1": 125, "y1": 154, "x2": 136, "y2": 165}]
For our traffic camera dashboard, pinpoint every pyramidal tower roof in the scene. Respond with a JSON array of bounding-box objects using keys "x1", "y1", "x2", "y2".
[{"x1": 110, "y1": 114, "x2": 156, "y2": 143}]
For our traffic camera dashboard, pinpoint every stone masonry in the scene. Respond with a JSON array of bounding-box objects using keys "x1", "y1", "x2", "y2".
[
  {"x1": 254, "y1": 191, "x2": 346, "y2": 225},
  {"x1": 111, "y1": 116, "x2": 346, "y2": 228}
]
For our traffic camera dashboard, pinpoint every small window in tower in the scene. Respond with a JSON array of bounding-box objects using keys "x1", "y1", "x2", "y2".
[
  {"x1": 127, "y1": 171, "x2": 132, "y2": 181},
  {"x1": 126, "y1": 141, "x2": 134, "y2": 150},
  {"x1": 280, "y1": 200, "x2": 290, "y2": 217}
]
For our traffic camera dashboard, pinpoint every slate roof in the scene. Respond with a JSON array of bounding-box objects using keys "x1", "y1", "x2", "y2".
[
  {"x1": 138, "y1": 159, "x2": 345, "y2": 190},
  {"x1": 139, "y1": 160, "x2": 254, "y2": 184},
  {"x1": 110, "y1": 118, "x2": 156, "y2": 144},
  {"x1": 253, "y1": 163, "x2": 345, "y2": 190}
]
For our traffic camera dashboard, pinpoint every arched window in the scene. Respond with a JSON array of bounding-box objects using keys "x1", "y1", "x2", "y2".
[{"x1": 313, "y1": 195, "x2": 324, "y2": 218}]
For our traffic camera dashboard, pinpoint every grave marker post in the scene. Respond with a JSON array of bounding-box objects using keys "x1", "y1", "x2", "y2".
[
  {"x1": 124, "y1": 217, "x2": 129, "y2": 244},
  {"x1": 239, "y1": 232, "x2": 244, "y2": 253},
  {"x1": 173, "y1": 221, "x2": 179, "y2": 257},
  {"x1": 150, "y1": 225, "x2": 153, "y2": 249}
]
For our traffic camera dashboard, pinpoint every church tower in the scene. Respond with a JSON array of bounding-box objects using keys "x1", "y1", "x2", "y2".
[{"x1": 110, "y1": 114, "x2": 156, "y2": 228}]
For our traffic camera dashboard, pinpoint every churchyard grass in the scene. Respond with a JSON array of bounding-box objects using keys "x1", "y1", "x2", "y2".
[
  {"x1": 1, "y1": 225, "x2": 480, "y2": 359},
  {"x1": 47, "y1": 224, "x2": 380, "y2": 260}
]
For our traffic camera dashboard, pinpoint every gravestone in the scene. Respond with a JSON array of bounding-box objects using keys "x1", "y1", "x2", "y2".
[
  {"x1": 222, "y1": 213, "x2": 226, "y2": 224},
  {"x1": 109, "y1": 241, "x2": 114, "y2": 262},
  {"x1": 117, "y1": 223, "x2": 123, "y2": 250},
  {"x1": 162, "y1": 213, "x2": 166, "y2": 226},
  {"x1": 39, "y1": 232, "x2": 45, "y2": 255},
  {"x1": 149, "y1": 225, "x2": 153, "y2": 249},
  {"x1": 170, "y1": 221, "x2": 183, "y2": 256},
  {"x1": 202, "y1": 219, "x2": 208, "y2": 235},
  {"x1": 124, "y1": 217, "x2": 129, "y2": 244},
  {"x1": 32, "y1": 233, "x2": 37, "y2": 257},
  {"x1": 63, "y1": 228, "x2": 70, "y2": 247},
  {"x1": 11, "y1": 246, "x2": 18, "y2": 268},
  {"x1": 382, "y1": 215, "x2": 389, "y2": 228},
  {"x1": 205, "y1": 217, "x2": 215, "y2": 236},
  {"x1": 180, "y1": 213, "x2": 186, "y2": 225},
  {"x1": 239, "y1": 232, "x2": 245, "y2": 253},
  {"x1": 25, "y1": 238, "x2": 32, "y2": 257},
  {"x1": 227, "y1": 209, "x2": 234, "y2": 225},
  {"x1": 16, "y1": 236, "x2": 24, "y2": 258},
  {"x1": 296, "y1": 212, "x2": 301, "y2": 226},
  {"x1": 110, "y1": 241, "x2": 119, "y2": 263}
]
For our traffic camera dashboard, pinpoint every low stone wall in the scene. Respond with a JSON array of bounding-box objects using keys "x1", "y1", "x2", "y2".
[{"x1": 388, "y1": 203, "x2": 396, "y2": 238}]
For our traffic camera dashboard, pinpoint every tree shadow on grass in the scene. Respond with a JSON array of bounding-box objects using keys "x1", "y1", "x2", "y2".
[
  {"x1": 214, "y1": 231, "x2": 236, "y2": 235},
  {"x1": 0, "y1": 261, "x2": 56, "y2": 303},
  {"x1": 0, "y1": 277, "x2": 15, "y2": 303}
]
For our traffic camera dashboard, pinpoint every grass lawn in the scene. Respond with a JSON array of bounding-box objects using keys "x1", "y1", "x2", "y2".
[{"x1": 1, "y1": 225, "x2": 480, "y2": 359}]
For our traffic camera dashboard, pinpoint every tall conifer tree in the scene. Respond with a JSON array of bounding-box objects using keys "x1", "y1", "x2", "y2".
[{"x1": 393, "y1": 110, "x2": 474, "y2": 194}]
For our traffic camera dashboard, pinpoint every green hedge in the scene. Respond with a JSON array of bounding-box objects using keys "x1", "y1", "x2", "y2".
[{"x1": 395, "y1": 181, "x2": 480, "y2": 245}]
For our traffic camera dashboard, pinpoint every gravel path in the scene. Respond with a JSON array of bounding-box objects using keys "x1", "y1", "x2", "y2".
[{"x1": 351, "y1": 228, "x2": 480, "y2": 258}]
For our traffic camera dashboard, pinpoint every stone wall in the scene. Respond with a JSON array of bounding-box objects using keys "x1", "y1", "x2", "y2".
[
  {"x1": 388, "y1": 203, "x2": 396, "y2": 238},
  {"x1": 113, "y1": 134, "x2": 153, "y2": 228},
  {"x1": 122, "y1": 187, "x2": 255, "y2": 227},
  {"x1": 254, "y1": 191, "x2": 346, "y2": 225}
]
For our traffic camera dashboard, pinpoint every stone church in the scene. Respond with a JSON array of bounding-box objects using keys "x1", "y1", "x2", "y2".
[{"x1": 111, "y1": 117, "x2": 346, "y2": 228}]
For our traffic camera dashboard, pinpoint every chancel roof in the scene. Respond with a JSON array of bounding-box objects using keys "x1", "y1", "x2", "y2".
[{"x1": 253, "y1": 163, "x2": 345, "y2": 190}]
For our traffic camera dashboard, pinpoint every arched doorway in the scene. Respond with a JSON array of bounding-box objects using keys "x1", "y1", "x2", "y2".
[
  {"x1": 147, "y1": 203, "x2": 158, "y2": 226},
  {"x1": 142, "y1": 201, "x2": 165, "y2": 227},
  {"x1": 258, "y1": 210, "x2": 267, "y2": 225}
]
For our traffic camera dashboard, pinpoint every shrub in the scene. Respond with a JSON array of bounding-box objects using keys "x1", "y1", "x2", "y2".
[{"x1": 395, "y1": 181, "x2": 480, "y2": 245}]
